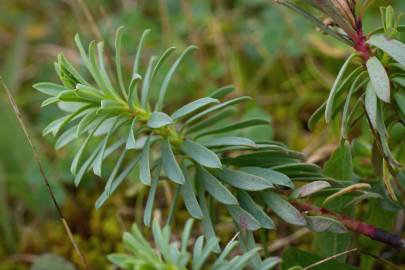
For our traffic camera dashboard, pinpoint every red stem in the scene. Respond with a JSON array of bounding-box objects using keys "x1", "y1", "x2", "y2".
[
  {"x1": 292, "y1": 201, "x2": 404, "y2": 248},
  {"x1": 350, "y1": 19, "x2": 371, "y2": 60}
]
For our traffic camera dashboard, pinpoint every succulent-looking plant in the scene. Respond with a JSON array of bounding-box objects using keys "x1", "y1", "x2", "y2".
[
  {"x1": 35, "y1": 25, "x2": 332, "y2": 236},
  {"x1": 277, "y1": 1, "x2": 405, "y2": 200},
  {"x1": 108, "y1": 219, "x2": 280, "y2": 270},
  {"x1": 35, "y1": 21, "x2": 404, "y2": 269}
]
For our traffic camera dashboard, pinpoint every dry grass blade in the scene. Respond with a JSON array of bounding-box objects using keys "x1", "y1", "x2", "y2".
[
  {"x1": 303, "y1": 248, "x2": 358, "y2": 270},
  {"x1": 0, "y1": 77, "x2": 90, "y2": 270}
]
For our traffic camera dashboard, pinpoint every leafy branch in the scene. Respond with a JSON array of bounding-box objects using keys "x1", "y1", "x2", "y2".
[
  {"x1": 108, "y1": 219, "x2": 280, "y2": 270},
  {"x1": 277, "y1": 1, "x2": 405, "y2": 199}
]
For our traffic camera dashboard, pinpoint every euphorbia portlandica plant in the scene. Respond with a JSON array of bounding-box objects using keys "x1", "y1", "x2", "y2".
[
  {"x1": 277, "y1": 0, "x2": 405, "y2": 200},
  {"x1": 30, "y1": 1, "x2": 405, "y2": 269}
]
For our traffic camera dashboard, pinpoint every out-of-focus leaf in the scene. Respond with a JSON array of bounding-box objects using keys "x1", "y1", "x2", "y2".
[
  {"x1": 171, "y1": 97, "x2": 219, "y2": 120},
  {"x1": 291, "y1": 181, "x2": 331, "y2": 199},
  {"x1": 30, "y1": 254, "x2": 76, "y2": 270},
  {"x1": 209, "y1": 85, "x2": 235, "y2": 99},
  {"x1": 323, "y1": 183, "x2": 371, "y2": 206},
  {"x1": 281, "y1": 248, "x2": 359, "y2": 270},
  {"x1": 367, "y1": 34, "x2": 405, "y2": 67},
  {"x1": 323, "y1": 142, "x2": 353, "y2": 180},
  {"x1": 305, "y1": 216, "x2": 347, "y2": 233},
  {"x1": 325, "y1": 54, "x2": 356, "y2": 122}
]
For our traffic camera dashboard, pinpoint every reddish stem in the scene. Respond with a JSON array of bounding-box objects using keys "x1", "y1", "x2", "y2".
[
  {"x1": 350, "y1": 19, "x2": 371, "y2": 60},
  {"x1": 292, "y1": 201, "x2": 404, "y2": 248}
]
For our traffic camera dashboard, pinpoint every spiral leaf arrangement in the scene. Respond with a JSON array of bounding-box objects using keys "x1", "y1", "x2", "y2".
[
  {"x1": 35, "y1": 26, "x2": 334, "y2": 239},
  {"x1": 278, "y1": 1, "x2": 405, "y2": 199},
  {"x1": 108, "y1": 219, "x2": 280, "y2": 270}
]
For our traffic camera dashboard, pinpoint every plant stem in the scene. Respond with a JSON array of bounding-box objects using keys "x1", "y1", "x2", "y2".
[{"x1": 292, "y1": 200, "x2": 405, "y2": 248}]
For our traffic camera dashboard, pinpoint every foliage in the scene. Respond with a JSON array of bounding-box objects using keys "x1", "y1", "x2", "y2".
[
  {"x1": 278, "y1": 0, "x2": 405, "y2": 200},
  {"x1": 36, "y1": 26, "x2": 331, "y2": 240},
  {"x1": 1, "y1": 0, "x2": 405, "y2": 269},
  {"x1": 109, "y1": 219, "x2": 280, "y2": 270}
]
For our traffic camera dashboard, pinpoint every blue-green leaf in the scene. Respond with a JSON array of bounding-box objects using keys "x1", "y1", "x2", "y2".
[
  {"x1": 115, "y1": 26, "x2": 126, "y2": 97},
  {"x1": 226, "y1": 205, "x2": 261, "y2": 231},
  {"x1": 34, "y1": 82, "x2": 66, "y2": 96},
  {"x1": 195, "y1": 118, "x2": 270, "y2": 139},
  {"x1": 181, "y1": 166, "x2": 203, "y2": 219},
  {"x1": 240, "y1": 167, "x2": 293, "y2": 188},
  {"x1": 196, "y1": 166, "x2": 237, "y2": 205},
  {"x1": 366, "y1": 56, "x2": 390, "y2": 103},
  {"x1": 262, "y1": 191, "x2": 306, "y2": 226},
  {"x1": 325, "y1": 54, "x2": 356, "y2": 122},
  {"x1": 155, "y1": 46, "x2": 197, "y2": 111},
  {"x1": 365, "y1": 82, "x2": 378, "y2": 128},
  {"x1": 139, "y1": 136, "x2": 152, "y2": 185},
  {"x1": 213, "y1": 168, "x2": 273, "y2": 191},
  {"x1": 126, "y1": 119, "x2": 137, "y2": 149},
  {"x1": 180, "y1": 140, "x2": 222, "y2": 168},
  {"x1": 162, "y1": 139, "x2": 185, "y2": 184},
  {"x1": 202, "y1": 137, "x2": 256, "y2": 148},
  {"x1": 367, "y1": 34, "x2": 405, "y2": 67},
  {"x1": 132, "y1": 29, "x2": 151, "y2": 77},
  {"x1": 171, "y1": 97, "x2": 219, "y2": 120},
  {"x1": 147, "y1": 111, "x2": 173, "y2": 128},
  {"x1": 209, "y1": 85, "x2": 235, "y2": 99},
  {"x1": 238, "y1": 191, "x2": 275, "y2": 229}
]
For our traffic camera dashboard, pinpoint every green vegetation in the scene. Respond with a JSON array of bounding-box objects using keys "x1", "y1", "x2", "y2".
[{"x1": 0, "y1": 0, "x2": 404, "y2": 269}]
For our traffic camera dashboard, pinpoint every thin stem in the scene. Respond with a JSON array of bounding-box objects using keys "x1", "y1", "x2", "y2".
[
  {"x1": 293, "y1": 200, "x2": 405, "y2": 248},
  {"x1": 303, "y1": 248, "x2": 358, "y2": 270}
]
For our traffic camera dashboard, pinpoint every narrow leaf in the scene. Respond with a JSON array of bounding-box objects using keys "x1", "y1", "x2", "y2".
[
  {"x1": 262, "y1": 191, "x2": 306, "y2": 226},
  {"x1": 238, "y1": 190, "x2": 275, "y2": 229},
  {"x1": 171, "y1": 97, "x2": 219, "y2": 120},
  {"x1": 365, "y1": 81, "x2": 378, "y2": 128},
  {"x1": 290, "y1": 181, "x2": 331, "y2": 199},
  {"x1": 240, "y1": 167, "x2": 293, "y2": 188},
  {"x1": 162, "y1": 139, "x2": 185, "y2": 184},
  {"x1": 202, "y1": 136, "x2": 256, "y2": 148},
  {"x1": 209, "y1": 85, "x2": 235, "y2": 99},
  {"x1": 139, "y1": 136, "x2": 152, "y2": 185},
  {"x1": 155, "y1": 46, "x2": 197, "y2": 111},
  {"x1": 196, "y1": 166, "x2": 238, "y2": 205},
  {"x1": 226, "y1": 205, "x2": 261, "y2": 231},
  {"x1": 325, "y1": 54, "x2": 356, "y2": 122},
  {"x1": 366, "y1": 56, "x2": 390, "y2": 103},
  {"x1": 368, "y1": 34, "x2": 405, "y2": 67},
  {"x1": 181, "y1": 166, "x2": 203, "y2": 219},
  {"x1": 147, "y1": 111, "x2": 173, "y2": 128},
  {"x1": 213, "y1": 168, "x2": 273, "y2": 191},
  {"x1": 180, "y1": 140, "x2": 222, "y2": 168},
  {"x1": 195, "y1": 118, "x2": 270, "y2": 138}
]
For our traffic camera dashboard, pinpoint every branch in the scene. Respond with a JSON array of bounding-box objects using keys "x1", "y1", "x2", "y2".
[{"x1": 293, "y1": 200, "x2": 405, "y2": 248}]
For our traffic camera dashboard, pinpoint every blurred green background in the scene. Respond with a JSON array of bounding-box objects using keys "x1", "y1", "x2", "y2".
[{"x1": 1, "y1": 0, "x2": 404, "y2": 269}]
